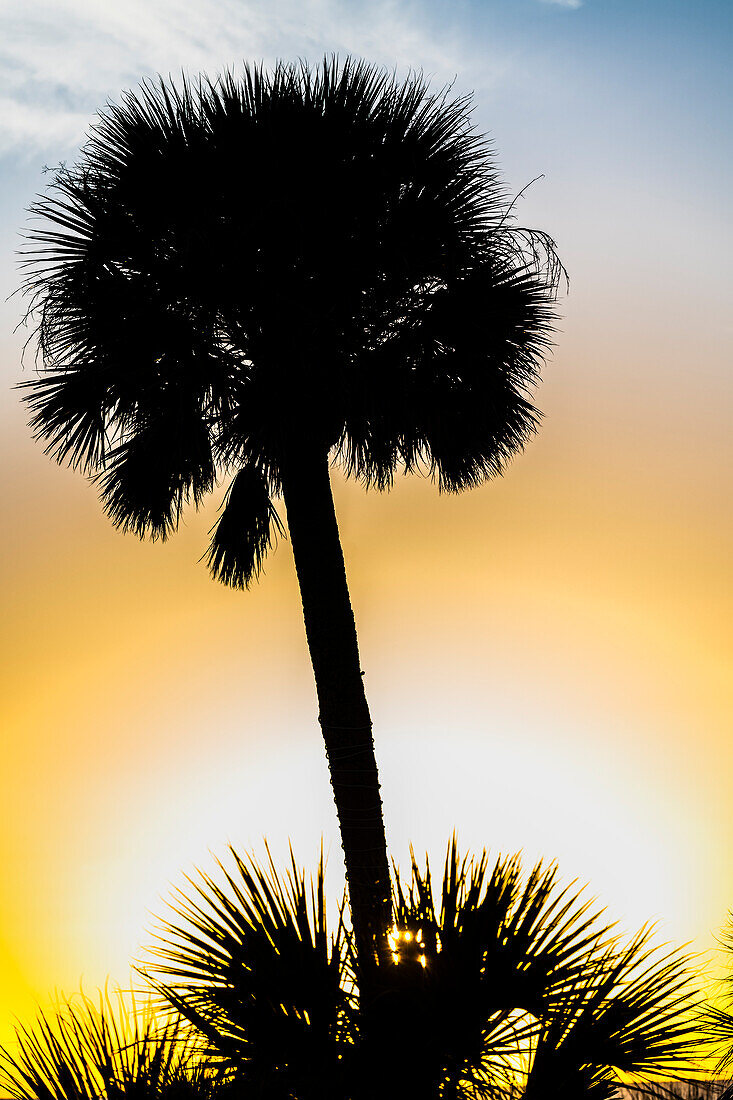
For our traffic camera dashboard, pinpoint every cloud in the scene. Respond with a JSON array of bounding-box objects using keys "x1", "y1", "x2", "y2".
[
  {"x1": 538, "y1": 0, "x2": 582, "y2": 8},
  {"x1": 1, "y1": 0, "x2": 506, "y2": 157}
]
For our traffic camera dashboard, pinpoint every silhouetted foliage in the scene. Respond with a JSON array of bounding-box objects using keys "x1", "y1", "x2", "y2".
[
  {"x1": 144, "y1": 846, "x2": 355, "y2": 1099},
  {"x1": 141, "y1": 842, "x2": 700, "y2": 1100},
  {"x1": 520, "y1": 936, "x2": 700, "y2": 1100},
  {"x1": 203, "y1": 466, "x2": 285, "y2": 590},
  {"x1": 0, "y1": 990, "x2": 214, "y2": 1100},
  {"x1": 700, "y1": 914, "x2": 733, "y2": 1086},
  {"x1": 20, "y1": 56, "x2": 561, "y2": 583}
]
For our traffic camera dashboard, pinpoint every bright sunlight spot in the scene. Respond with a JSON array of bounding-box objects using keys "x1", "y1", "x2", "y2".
[{"x1": 388, "y1": 927, "x2": 430, "y2": 966}]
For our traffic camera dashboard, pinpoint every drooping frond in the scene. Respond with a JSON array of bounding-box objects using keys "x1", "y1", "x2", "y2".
[
  {"x1": 0, "y1": 989, "x2": 210, "y2": 1100},
  {"x1": 203, "y1": 466, "x2": 284, "y2": 589},
  {"x1": 142, "y1": 846, "x2": 355, "y2": 1095},
  {"x1": 19, "y1": 364, "x2": 110, "y2": 472},
  {"x1": 97, "y1": 409, "x2": 215, "y2": 541}
]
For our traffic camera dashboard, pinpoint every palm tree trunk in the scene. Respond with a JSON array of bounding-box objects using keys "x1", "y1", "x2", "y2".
[{"x1": 279, "y1": 449, "x2": 392, "y2": 988}]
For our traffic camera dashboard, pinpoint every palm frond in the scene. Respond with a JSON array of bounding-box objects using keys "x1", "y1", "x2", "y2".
[
  {"x1": 340, "y1": 257, "x2": 556, "y2": 493},
  {"x1": 19, "y1": 365, "x2": 110, "y2": 473},
  {"x1": 376, "y1": 840, "x2": 614, "y2": 1096},
  {"x1": 135, "y1": 842, "x2": 701, "y2": 1100},
  {"x1": 203, "y1": 466, "x2": 284, "y2": 589},
  {"x1": 699, "y1": 912, "x2": 733, "y2": 1075},
  {"x1": 701, "y1": 1004, "x2": 733, "y2": 1074},
  {"x1": 521, "y1": 932, "x2": 701, "y2": 1100},
  {"x1": 0, "y1": 989, "x2": 211, "y2": 1100},
  {"x1": 96, "y1": 410, "x2": 214, "y2": 541},
  {"x1": 142, "y1": 845, "x2": 355, "y2": 1096}
]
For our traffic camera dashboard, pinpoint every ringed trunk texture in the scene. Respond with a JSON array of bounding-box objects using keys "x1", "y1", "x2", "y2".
[{"x1": 280, "y1": 451, "x2": 392, "y2": 986}]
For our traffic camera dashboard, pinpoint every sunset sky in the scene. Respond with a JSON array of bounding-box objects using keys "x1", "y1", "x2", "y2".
[{"x1": 1, "y1": 0, "x2": 731, "y2": 1044}]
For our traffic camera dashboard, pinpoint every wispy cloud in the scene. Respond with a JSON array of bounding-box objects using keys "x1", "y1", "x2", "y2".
[
  {"x1": 1, "y1": 0, "x2": 507, "y2": 157},
  {"x1": 538, "y1": 0, "x2": 583, "y2": 8}
]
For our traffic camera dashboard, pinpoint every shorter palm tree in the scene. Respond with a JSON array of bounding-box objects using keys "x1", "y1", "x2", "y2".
[{"x1": 143, "y1": 842, "x2": 702, "y2": 1100}]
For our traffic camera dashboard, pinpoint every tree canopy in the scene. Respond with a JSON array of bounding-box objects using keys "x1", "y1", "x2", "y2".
[{"x1": 21, "y1": 57, "x2": 561, "y2": 588}]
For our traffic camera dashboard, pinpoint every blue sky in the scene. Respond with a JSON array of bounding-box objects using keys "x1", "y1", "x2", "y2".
[{"x1": 2, "y1": 0, "x2": 730, "y2": 386}]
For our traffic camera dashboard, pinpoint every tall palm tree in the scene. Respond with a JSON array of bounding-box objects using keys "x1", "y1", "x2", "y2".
[{"x1": 20, "y1": 57, "x2": 561, "y2": 990}]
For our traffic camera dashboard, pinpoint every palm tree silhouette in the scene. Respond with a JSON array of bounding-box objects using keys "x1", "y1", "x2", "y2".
[{"x1": 20, "y1": 58, "x2": 560, "y2": 991}]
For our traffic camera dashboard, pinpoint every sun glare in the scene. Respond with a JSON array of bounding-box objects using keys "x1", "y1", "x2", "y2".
[{"x1": 388, "y1": 927, "x2": 430, "y2": 967}]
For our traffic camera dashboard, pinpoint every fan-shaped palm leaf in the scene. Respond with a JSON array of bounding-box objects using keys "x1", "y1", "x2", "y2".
[
  {"x1": 143, "y1": 846, "x2": 355, "y2": 1099},
  {"x1": 382, "y1": 847, "x2": 699, "y2": 1098},
  {"x1": 520, "y1": 933, "x2": 700, "y2": 1100},
  {"x1": 375, "y1": 840, "x2": 613, "y2": 1096}
]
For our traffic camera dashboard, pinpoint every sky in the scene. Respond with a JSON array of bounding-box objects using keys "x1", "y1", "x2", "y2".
[{"x1": 1, "y1": 0, "x2": 731, "y2": 1047}]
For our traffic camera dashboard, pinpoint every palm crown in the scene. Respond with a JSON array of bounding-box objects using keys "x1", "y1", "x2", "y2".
[{"x1": 22, "y1": 57, "x2": 559, "y2": 587}]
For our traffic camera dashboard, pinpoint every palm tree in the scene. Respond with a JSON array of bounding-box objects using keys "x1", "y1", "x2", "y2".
[{"x1": 20, "y1": 57, "x2": 561, "y2": 990}]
